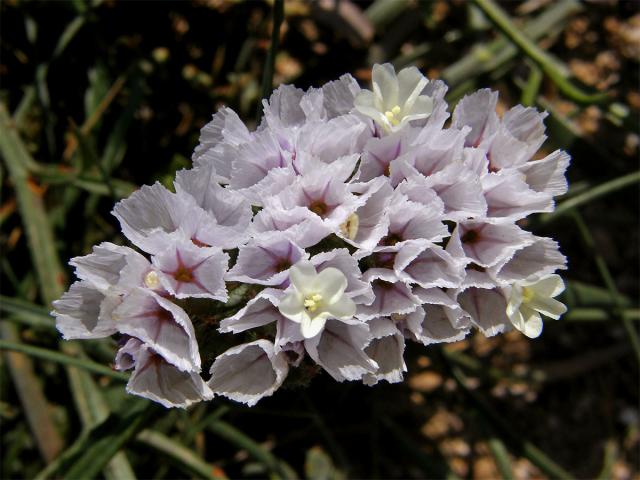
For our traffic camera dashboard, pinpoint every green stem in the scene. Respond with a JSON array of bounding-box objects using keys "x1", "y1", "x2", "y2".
[
  {"x1": 0, "y1": 339, "x2": 129, "y2": 381},
  {"x1": 541, "y1": 171, "x2": 640, "y2": 223},
  {"x1": 572, "y1": 212, "x2": 640, "y2": 363},
  {"x1": 208, "y1": 419, "x2": 293, "y2": 479},
  {"x1": 472, "y1": 0, "x2": 610, "y2": 104},
  {"x1": 520, "y1": 62, "x2": 543, "y2": 107},
  {"x1": 257, "y1": 0, "x2": 284, "y2": 121},
  {"x1": 136, "y1": 430, "x2": 223, "y2": 480}
]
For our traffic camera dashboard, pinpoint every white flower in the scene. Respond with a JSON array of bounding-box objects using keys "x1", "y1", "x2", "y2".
[
  {"x1": 505, "y1": 274, "x2": 567, "y2": 338},
  {"x1": 354, "y1": 63, "x2": 433, "y2": 133},
  {"x1": 278, "y1": 260, "x2": 357, "y2": 339}
]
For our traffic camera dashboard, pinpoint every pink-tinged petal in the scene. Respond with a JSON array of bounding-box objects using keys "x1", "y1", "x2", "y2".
[
  {"x1": 452, "y1": 89, "x2": 500, "y2": 147},
  {"x1": 363, "y1": 318, "x2": 406, "y2": 386},
  {"x1": 357, "y1": 131, "x2": 408, "y2": 182},
  {"x1": 357, "y1": 280, "x2": 420, "y2": 320},
  {"x1": 275, "y1": 316, "x2": 306, "y2": 355},
  {"x1": 192, "y1": 107, "x2": 251, "y2": 179},
  {"x1": 229, "y1": 130, "x2": 292, "y2": 190},
  {"x1": 517, "y1": 150, "x2": 570, "y2": 197},
  {"x1": 394, "y1": 178, "x2": 445, "y2": 213},
  {"x1": 153, "y1": 241, "x2": 228, "y2": 301},
  {"x1": 458, "y1": 287, "x2": 511, "y2": 337},
  {"x1": 219, "y1": 289, "x2": 284, "y2": 333},
  {"x1": 486, "y1": 124, "x2": 531, "y2": 171},
  {"x1": 410, "y1": 164, "x2": 487, "y2": 221},
  {"x1": 127, "y1": 345, "x2": 212, "y2": 408},
  {"x1": 113, "y1": 289, "x2": 200, "y2": 372},
  {"x1": 296, "y1": 116, "x2": 368, "y2": 165},
  {"x1": 114, "y1": 337, "x2": 142, "y2": 371},
  {"x1": 322, "y1": 74, "x2": 362, "y2": 117},
  {"x1": 305, "y1": 320, "x2": 378, "y2": 382},
  {"x1": 409, "y1": 287, "x2": 471, "y2": 344},
  {"x1": 482, "y1": 172, "x2": 554, "y2": 220},
  {"x1": 340, "y1": 179, "x2": 392, "y2": 253},
  {"x1": 404, "y1": 126, "x2": 468, "y2": 179},
  {"x1": 112, "y1": 183, "x2": 183, "y2": 254},
  {"x1": 382, "y1": 195, "x2": 447, "y2": 245},
  {"x1": 70, "y1": 243, "x2": 146, "y2": 293},
  {"x1": 226, "y1": 234, "x2": 307, "y2": 286},
  {"x1": 253, "y1": 203, "x2": 331, "y2": 248},
  {"x1": 398, "y1": 243, "x2": 464, "y2": 289},
  {"x1": 492, "y1": 236, "x2": 567, "y2": 284},
  {"x1": 449, "y1": 221, "x2": 535, "y2": 268},
  {"x1": 463, "y1": 147, "x2": 490, "y2": 177},
  {"x1": 175, "y1": 165, "x2": 253, "y2": 247},
  {"x1": 417, "y1": 304, "x2": 470, "y2": 345},
  {"x1": 502, "y1": 105, "x2": 547, "y2": 159},
  {"x1": 208, "y1": 340, "x2": 289, "y2": 407},
  {"x1": 262, "y1": 84, "x2": 306, "y2": 129},
  {"x1": 53, "y1": 281, "x2": 118, "y2": 340}
]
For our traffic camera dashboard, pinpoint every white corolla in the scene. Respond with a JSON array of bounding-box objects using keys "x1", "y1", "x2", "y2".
[
  {"x1": 504, "y1": 274, "x2": 567, "y2": 338},
  {"x1": 278, "y1": 261, "x2": 357, "y2": 339},
  {"x1": 354, "y1": 63, "x2": 434, "y2": 133}
]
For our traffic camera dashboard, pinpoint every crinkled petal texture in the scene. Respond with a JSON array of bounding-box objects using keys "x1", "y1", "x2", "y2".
[
  {"x1": 113, "y1": 288, "x2": 201, "y2": 372},
  {"x1": 125, "y1": 342, "x2": 212, "y2": 409},
  {"x1": 53, "y1": 281, "x2": 118, "y2": 340},
  {"x1": 305, "y1": 320, "x2": 378, "y2": 382},
  {"x1": 208, "y1": 340, "x2": 289, "y2": 406},
  {"x1": 363, "y1": 318, "x2": 407, "y2": 385}
]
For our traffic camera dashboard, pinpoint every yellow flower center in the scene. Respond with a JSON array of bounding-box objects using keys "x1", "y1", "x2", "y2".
[
  {"x1": 521, "y1": 286, "x2": 535, "y2": 303},
  {"x1": 384, "y1": 105, "x2": 402, "y2": 126},
  {"x1": 144, "y1": 271, "x2": 160, "y2": 289},
  {"x1": 304, "y1": 293, "x2": 323, "y2": 312}
]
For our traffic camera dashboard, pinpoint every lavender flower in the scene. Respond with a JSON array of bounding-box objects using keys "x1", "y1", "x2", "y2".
[{"x1": 53, "y1": 63, "x2": 570, "y2": 408}]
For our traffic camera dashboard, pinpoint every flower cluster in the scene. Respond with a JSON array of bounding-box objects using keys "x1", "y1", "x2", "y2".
[{"x1": 53, "y1": 64, "x2": 568, "y2": 408}]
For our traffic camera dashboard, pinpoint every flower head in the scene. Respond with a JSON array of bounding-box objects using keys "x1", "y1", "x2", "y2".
[
  {"x1": 505, "y1": 274, "x2": 567, "y2": 338},
  {"x1": 354, "y1": 63, "x2": 434, "y2": 133},
  {"x1": 278, "y1": 260, "x2": 356, "y2": 339}
]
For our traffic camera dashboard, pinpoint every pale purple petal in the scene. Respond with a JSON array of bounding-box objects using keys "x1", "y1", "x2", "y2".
[
  {"x1": 447, "y1": 221, "x2": 535, "y2": 268},
  {"x1": 305, "y1": 320, "x2": 378, "y2": 382},
  {"x1": 363, "y1": 317, "x2": 406, "y2": 385},
  {"x1": 457, "y1": 287, "x2": 511, "y2": 337},
  {"x1": 482, "y1": 171, "x2": 554, "y2": 220},
  {"x1": 113, "y1": 289, "x2": 200, "y2": 372},
  {"x1": 226, "y1": 234, "x2": 307, "y2": 286},
  {"x1": 491, "y1": 236, "x2": 567, "y2": 284},
  {"x1": 452, "y1": 89, "x2": 499, "y2": 147},
  {"x1": 53, "y1": 281, "x2": 118, "y2": 340},
  {"x1": 219, "y1": 289, "x2": 284, "y2": 334},
  {"x1": 153, "y1": 241, "x2": 229, "y2": 300},
  {"x1": 127, "y1": 345, "x2": 212, "y2": 408},
  {"x1": 208, "y1": 340, "x2": 289, "y2": 406},
  {"x1": 517, "y1": 150, "x2": 570, "y2": 196}
]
